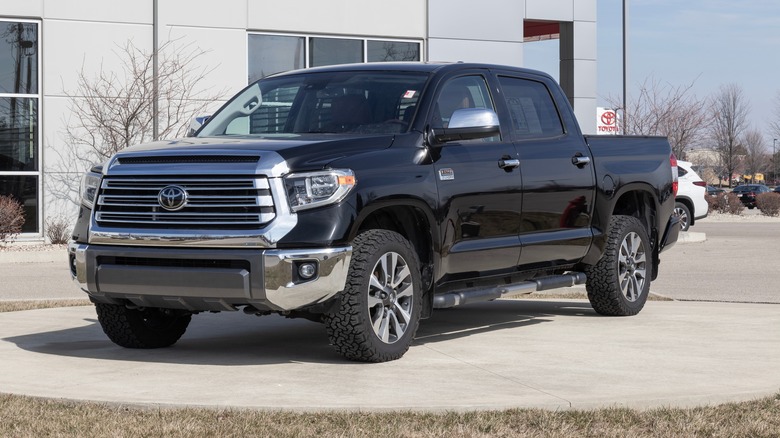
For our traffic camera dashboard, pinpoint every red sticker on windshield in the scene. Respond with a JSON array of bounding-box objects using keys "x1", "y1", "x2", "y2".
[{"x1": 403, "y1": 90, "x2": 417, "y2": 99}]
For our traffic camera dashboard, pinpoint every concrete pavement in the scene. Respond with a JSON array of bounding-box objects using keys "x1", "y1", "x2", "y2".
[
  {"x1": 1, "y1": 222, "x2": 779, "y2": 411},
  {"x1": 650, "y1": 222, "x2": 780, "y2": 303},
  {"x1": 1, "y1": 299, "x2": 778, "y2": 411},
  {"x1": 0, "y1": 247, "x2": 77, "y2": 301}
]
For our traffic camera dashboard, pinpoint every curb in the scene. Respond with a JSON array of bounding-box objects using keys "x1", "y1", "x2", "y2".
[{"x1": 678, "y1": 231, "x2": 706, "y2": 244}]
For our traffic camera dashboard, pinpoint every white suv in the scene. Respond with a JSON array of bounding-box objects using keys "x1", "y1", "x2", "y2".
[{"x1": 675, "y1": 160, "x2": 708, "y2": 231}]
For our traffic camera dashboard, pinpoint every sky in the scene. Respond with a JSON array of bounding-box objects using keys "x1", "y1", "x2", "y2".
[{"x1": 524, "y1": 0, "x2": 780, "y2": 148}]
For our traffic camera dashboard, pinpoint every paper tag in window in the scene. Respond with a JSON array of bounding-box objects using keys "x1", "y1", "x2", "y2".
[{"x1": 403, "y1": 90, "x2": 417, "y2": 99}]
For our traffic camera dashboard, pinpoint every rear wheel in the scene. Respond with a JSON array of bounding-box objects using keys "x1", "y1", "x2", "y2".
[
  {"x1": 674, "y1": 202, "x2": 691, "y2": 231},
  {"x1": 95, "y1": 303, "x2": 191, "y2": 348},
  {"x1": 324, "y1": 229, "x2": 422, "y2": 362},
  {"x1": 585, "y1": 215, "x2": 651, "y2": 316}
]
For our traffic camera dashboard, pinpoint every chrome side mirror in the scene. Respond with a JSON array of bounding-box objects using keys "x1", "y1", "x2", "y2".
[
  {"x1": 430, "y1": 108, "x2": 501, "y2": 144},
  {"x1": 448, "y1": 108, "x2": 499, "y2": 129}
]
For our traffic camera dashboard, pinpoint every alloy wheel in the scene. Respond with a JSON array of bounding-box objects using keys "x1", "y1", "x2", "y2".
[
  {"x1": 617, "y1": 231, "x2": 647, "y2": 302},
  {"x1": 366, "y1": 251, "x2": 414, "y2": 344}
]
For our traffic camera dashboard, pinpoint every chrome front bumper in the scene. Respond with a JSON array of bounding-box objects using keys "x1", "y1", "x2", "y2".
[{"x1": 68, "y1": 242, "x2": 351, "y2": 312}]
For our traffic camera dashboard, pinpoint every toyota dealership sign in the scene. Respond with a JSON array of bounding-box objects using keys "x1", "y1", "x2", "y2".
[{"x1": 596, "y1": 107, "x2": 620, "y2": 135}]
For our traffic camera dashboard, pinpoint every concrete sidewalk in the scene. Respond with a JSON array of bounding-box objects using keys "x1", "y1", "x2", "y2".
[
  {"x1": 1, "y1": 299, "x2": 778, "y2": 411},
  {"x1": 0, "y1": 246, "x2": 79, "y2": 301},
  {"x1": 2, "y1": 228, "x2": 779, "y2": 411}
]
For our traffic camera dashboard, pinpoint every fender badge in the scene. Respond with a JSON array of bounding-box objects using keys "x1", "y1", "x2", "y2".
[{"x1": 438, "y1": 168, "x2": 455, "y2": 181}]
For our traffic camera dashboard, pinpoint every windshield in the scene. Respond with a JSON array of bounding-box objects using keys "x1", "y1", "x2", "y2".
[{"x1": 198, "y1": 70, "x2": 430, "y2": 137}]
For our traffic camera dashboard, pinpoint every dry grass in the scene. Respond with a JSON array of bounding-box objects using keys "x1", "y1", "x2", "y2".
[{"x1": 0, "y1": 393, "x2": 779, "y2": 437}]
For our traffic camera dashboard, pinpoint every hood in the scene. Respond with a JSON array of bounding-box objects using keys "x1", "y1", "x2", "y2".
[{"x1": 113, "y1": 134, "x2": 396, "y2": 171}]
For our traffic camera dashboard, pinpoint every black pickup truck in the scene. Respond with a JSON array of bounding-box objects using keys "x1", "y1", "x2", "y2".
[{"x1": 69, "y1": 62, "x2": 680, "y2": 362}]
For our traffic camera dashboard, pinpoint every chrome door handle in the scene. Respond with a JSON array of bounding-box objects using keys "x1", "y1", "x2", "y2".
[
  {"x1": 499, "y1": 159, "x2": 520, "y2": 169},
  {"x1": 572, "y1": 155, "x2": 591, "y2": 167}
]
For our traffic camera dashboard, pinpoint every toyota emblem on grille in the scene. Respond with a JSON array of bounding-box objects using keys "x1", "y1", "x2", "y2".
[{"x1": 157, "y1": 185, "x2": 188, "y2": 211}]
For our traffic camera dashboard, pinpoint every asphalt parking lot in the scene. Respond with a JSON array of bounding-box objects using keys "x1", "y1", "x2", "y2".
[
  {"x1": 0, "y1": 219, "x2": 778, "y2": 411},
  {"x1": 649, "y1": 221, "x2": 780, "y2": 303}
]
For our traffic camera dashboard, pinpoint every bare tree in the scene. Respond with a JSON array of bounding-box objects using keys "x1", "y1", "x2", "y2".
[
  {"x1": 607, "y1": 76, "x2": 710, "y2": 159},
  {"x1": 710, "y1": 83, "x2": 750, "y2": 188},
  {"x1": 49, "y1": 39, "x2": 226, "y2": 206},
  {"x1": 741, "y1": 128, "x2": 768, "y2": 182}
]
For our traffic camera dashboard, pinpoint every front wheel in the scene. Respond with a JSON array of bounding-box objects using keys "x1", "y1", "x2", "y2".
[
  {"x1": 95, "y1": 303, "x2": 192, "y2": 348},
  {"x1": 585, "y1": 215, "x2": 652, "y2": 316},
  {"x1": 324, "y1": 229, "x2": 422, "y2": 362}
]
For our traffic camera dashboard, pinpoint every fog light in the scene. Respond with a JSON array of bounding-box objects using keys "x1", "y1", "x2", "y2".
[{"x1": 298, "y1": 263, "x2": 317, "y2": 279}]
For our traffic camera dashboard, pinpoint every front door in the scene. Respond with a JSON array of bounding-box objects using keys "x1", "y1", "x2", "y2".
[{"x1": 430, "y1": 73, "x2": 523, "y2": 281}]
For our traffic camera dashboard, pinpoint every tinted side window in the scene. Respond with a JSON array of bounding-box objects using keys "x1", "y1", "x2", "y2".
[
  {"x1": 432, "y1": 75, "x2": 495, "y2": 129},
  {"x1": 498, "y1": 76, "x2": 563, "y2": 139}
]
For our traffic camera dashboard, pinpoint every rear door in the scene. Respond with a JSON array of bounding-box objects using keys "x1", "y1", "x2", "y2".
[{"x1": 494, "y1": 72, "x2": 596, "y2": 269}]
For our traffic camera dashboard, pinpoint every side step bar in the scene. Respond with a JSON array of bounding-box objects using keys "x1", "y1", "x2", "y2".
[{"x1": 432, "y1": 272, "x2": 587, "y2": 309}]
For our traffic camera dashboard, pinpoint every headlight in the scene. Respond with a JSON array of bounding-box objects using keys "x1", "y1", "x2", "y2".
[
  {"x1": 284, "y1": 169, "x2": 356, "y2": 212},
  {"x1": 80, "y1": 172, "x2": 101, "y2": 209}
]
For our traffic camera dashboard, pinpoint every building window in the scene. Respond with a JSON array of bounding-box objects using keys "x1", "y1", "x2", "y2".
[
  {"x1": 248, "y1": 33, "x2": 421, "y2": 82},
  {"x1": 310, "y1": 37, "x2": 363, "y2": 67},
  {"x1": 0, "y1": 98, "x2": 38, "y2": 171},
  {"x1": 0, "y1": 19, "x2": 40, "y2": 235},
  {"x1": 248, "y1": 34, "x2": 304, "y2": 83},
  {"x1": 0, "y1": 22, "x2": 38, "y2": 94},
  {"x1": 367, "y1": 41, "x2": 420, "y2": 62}
]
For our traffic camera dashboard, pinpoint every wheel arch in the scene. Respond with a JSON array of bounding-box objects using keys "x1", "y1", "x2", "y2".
[
  {"x1": 612, "y1": 186, "x2": 660, "y2": 234},
  {"x1": 351, "y1": 199, "x2": 438, "y2": 318},
  {"x1": 584, "y1": 184, "x2": 664, "y2": 280}
]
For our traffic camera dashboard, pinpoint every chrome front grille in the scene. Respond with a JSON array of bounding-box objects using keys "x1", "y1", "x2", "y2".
[{"x1": 95, "y1": 176, "x2": 276, "y2": 229}]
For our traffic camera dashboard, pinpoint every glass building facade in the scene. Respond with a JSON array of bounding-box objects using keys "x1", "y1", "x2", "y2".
[{"x1": 0, "y1": 20, "x2": 40, "y2": 234}]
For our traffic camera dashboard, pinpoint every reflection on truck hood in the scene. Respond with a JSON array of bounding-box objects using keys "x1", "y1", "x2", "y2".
[{"x1": 116, "y1": 134, "x2": 397, "y2": 169}]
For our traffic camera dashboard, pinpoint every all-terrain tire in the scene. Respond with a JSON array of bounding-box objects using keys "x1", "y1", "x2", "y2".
[
  {"x1": 95, "y1": 303, "x2": 192, "y2": 348},
  {"x1": 585, "y1": 215, "x2": 651, "y2": 316},
  {"x1": 324, "y1": 229, "x2": 422, "y2": 362}
]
